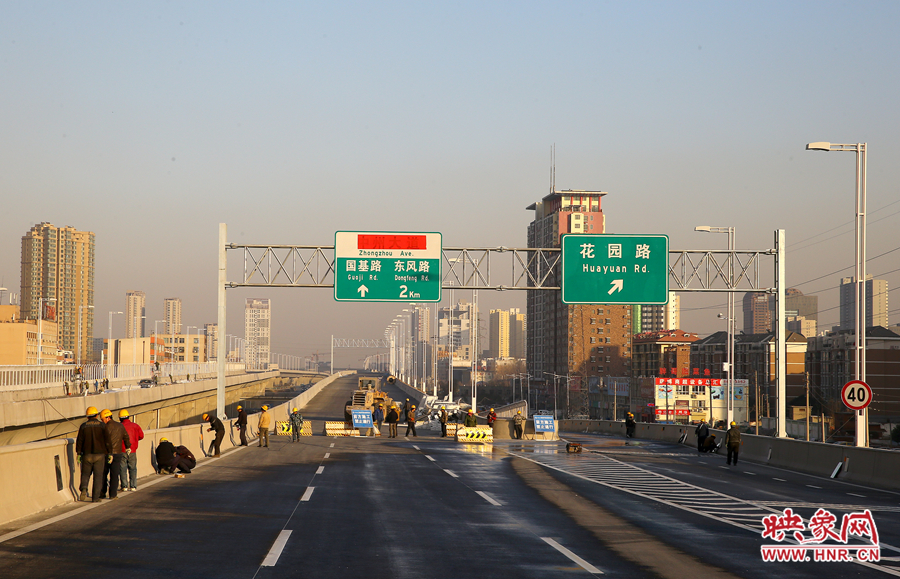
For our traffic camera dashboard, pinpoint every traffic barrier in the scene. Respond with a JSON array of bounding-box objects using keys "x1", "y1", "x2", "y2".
[
  {"x1": 446, "y1": 423, "x2": 460, "y2": 437},
  {"x1": 324, "y1": 421, "x2": 360, "y2": 437},
  {"x1": 456, "y1": 426, "x2": 493, "y2": 443},
  {"x1": 276, "y1": 421, "x2": 313, "y2": 436}
]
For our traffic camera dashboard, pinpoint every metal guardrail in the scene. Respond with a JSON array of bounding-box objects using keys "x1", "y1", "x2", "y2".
[{"x1": 0, "y1": 362, "x2": 246, "y2": 392}]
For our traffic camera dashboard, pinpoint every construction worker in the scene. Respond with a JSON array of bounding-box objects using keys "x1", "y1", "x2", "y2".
[
  {"x1": 118, "y1": 409, "x2": 144, "y2": 491},
  {"x1": 695, "y1": 419, "x2": 709, "y2": 452},
  {"x1": 725, "y1": 421, "x2": 742, "y2": 465},
  {"x1": 405, "y1": 405, "x2": 417, "y2": 437},
  {"x1": 464, "y1": 409, "x2": 478, "y2": 428},
  {"x1": 486, "y1": 408, "x2": 497, "y2": 426},
  {"x1": 203, "y1": 413, "x2": 225, "y2": 457},
  {"x1": 75, "y1": 406, "x2": 110, "y2": 502},
  {"x1": 155, "y1": 437, "x2": 195, "y2": 474},
  {"x1": 513, "y1": 410, "x2": 526, "y2": 440},
  {"x1": 258, "y1": 405, "x2": 272, "y2": 447},
  {"x1": 439, "y1": 406, "x2": 448, "y2": 437},
  {"x1": 371, "y1": 404, "x2": 384, "y2": 436},
  {"x1": 385, "y1": 404, "x2": 400, "y2": 438},
  {"x1": 99, "y1": 409, "x2": 130, "y2": 500},
  {"x1": 625, "y1": 412, "x2": 636, "y2": 438},
  {"x1": 289, "y1": 407, "x2": 304, "y2": 442},
  {"x1": 234, "y1": 405, "x2": 248, "y2": 446}
]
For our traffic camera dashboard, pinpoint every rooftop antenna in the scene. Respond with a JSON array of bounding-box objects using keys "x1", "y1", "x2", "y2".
[{"x1": 549, "y1": 143, "x2": 556, "y2": 193}]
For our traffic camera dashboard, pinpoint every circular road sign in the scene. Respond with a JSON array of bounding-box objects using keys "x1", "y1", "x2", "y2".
[{"x1": 841, "y1": 380, "x2": 873, "y2": 411}]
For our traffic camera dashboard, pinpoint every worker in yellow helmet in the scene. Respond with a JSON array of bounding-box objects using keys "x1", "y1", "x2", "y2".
[
  {"x1": 439, "y1": 405, "x2": 449, "y2": 437},
  {"x1": 203, "y1": 412, "x2": 225, "y2": 457},
  {"x1": 76, "y1": 406, "x2": 111, "y2": 502},
  {"x1": 486, "y1": 407, "x2": 498, "y2": 426},
  {"x1": 99, "y1": 409, "x2": 130, "y2": 500},
  {"x1": 385, "y1": 404, "x2": 401, "y2": 438},
  {"x1": 405, "y1": 405, "x2": 418, "y2": 438},
  {"x1": 258, "y1": 404, "x2": 272, "y2": 448},
  {"x1": 234, "y1": 404, "x2": 248, "y2": 446},
  {"x1": 119, "y1": 409, "x2": 144, "y2": 491},
  {"x1": 725, "y1": 421, "x2": 742, "y2": 466},
  {"x1": 289, "y1": 407, "x2": 304, "y2": 442},
  {"x1": 513, "y1": 410, "x2": 526, "y2": 440}
]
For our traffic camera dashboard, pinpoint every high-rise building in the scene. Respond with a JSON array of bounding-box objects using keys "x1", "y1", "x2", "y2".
[
  {"x1": 20, "y1": 222, "x2": 95, "y2": 360},
  {"x1": 840, "y1": 276, "x2": 889, "y2": 330},
  {"x1": 743, "y1": 293, "x2": 771, "y2": 334},
  {"x1": 784, "y1": 288, "x2": 818, "y2": 322},
  {"x1": 204, "y1": 323, "x2": 218, "y2": 360},
  {"x1": 510, "y1": 308, "x2": 526, "y2": 359},
  {"x1": 164, "y1": 298, "x2": 182, "y2": 335},
  {"x1": 244, "y1": 298, "x2": 271, "y2": 370},
  {"x1": 527, "y1": 190, "x2": 632, "y2": 416},
  {"x1": 638, "y1": 292, "x2": 680, "y2": 332},
  {"x1": 488, "y1": 307, "x2": 526, "y2": 360},
  {"x1": 125, "y1": 291, "x2": 146, "y2": 338}
]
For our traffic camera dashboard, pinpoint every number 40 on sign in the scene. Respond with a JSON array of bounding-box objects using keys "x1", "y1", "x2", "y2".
[{"x1": 841, "y1": 380, "x2": 872, "y2": 411}]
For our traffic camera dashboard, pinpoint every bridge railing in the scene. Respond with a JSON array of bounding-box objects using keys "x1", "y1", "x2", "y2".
[{"x1": 0, "y1": 362, "x2": 247, "y2": 392}]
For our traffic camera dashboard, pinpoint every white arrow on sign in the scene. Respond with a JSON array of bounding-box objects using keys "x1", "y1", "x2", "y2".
[
  {"x1": 357, "y1": 285, "x2": 369, "y2": 297},
  {"x1": 608, "y1": 280, "x2": 624, "y2": 295}
]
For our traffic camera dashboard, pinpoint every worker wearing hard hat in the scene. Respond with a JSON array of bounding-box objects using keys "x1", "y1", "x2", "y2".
[
  {"x1": 385, "y1": 405, "x2": 400, "y2": 438},
  {"x1": 725, "y1": 421, "x2": 742, "y2": 466},
  {"x1": 203, "y1": 413, "x2": 225, "y2": 457},
  {"x1": 625, "y1": 412, "x2": 636, "y2": 439},
  {"x1": 289, "y1": 407, "x2": 304, "y2": 442},
  {"x1": 99, "y1": 409, "x2": 130, "y2": 500},
  {"x1": 513, "y1": 410, "x2": 526, "y2": 440},
  {"x1": 405, "y1": 405, "x2": 418, "y2": 437},
  {"x1": 464, "y1": 409, "x2": 478, "y2": 428},
  {"x1": 118, "y1": 409, "x2": 144, "y2": 491},
  {"x1": 75, "y1": 406, "x2": 111, "y2": 502},
  {"x1": 370, "y1": 404, "x2": 384, "y2": 437},
  {"x1": 234, "y1": 405, "x2": 248, "y2": 446},
  {"x1": 486, "y1": 408, "x2": 497, "y2": 426},
  {"x1": 258, "y1": 405, "x2": 272, "y2": 448},
  {"x1": 155, "y1": 437, "x2": 196, "y2": 474},
  {"x1": 439, "y1": 406, "x2": 448, "y2": 437}
]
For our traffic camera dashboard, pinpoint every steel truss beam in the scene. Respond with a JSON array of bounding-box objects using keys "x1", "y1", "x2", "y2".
[{"x1": 332, "y1": 339, "x2": 390, "y2": 348}]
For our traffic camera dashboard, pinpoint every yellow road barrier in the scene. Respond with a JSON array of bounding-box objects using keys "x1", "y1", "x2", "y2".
[
  {"x1": 324, "y1": 421, "x2": 360, "y2": 437},
  {"x1": 456, "y1": 425, "x2": 493, "y2": 443},
  {"x1": 276, "y1": 421, "x2": 312, "y2": 436}
]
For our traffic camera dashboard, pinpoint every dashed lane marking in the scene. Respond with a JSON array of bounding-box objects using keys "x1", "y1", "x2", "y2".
[
  {"x1": 316, "y1": 466, "x2": 324, "y2": 475},
  {"x1": 773, "y1": 478, "x2": 786, "y2": 482},
  {"x1": 300, "y1": 487, "x2": 315, "y2": 502},
  {"x1": 261, "y1": 530, "x2": 292, "y2": 567},
  {"x1": 324, "y1": 453, "x2": 330, "y2": 459},
  {"x1": 425, "y1": 455, "x2": 436, "y2": 462},
  {"x1": 444, "y1": 469, "x2": 459, "y2": 478},
  {"x1": 807, "y1": 485, "x2": 822, "y2": 489},
  {"x1": 329, "y1": 443, "x2": 335, "y2": 448},
  {"x1": 476, "y1": 491, "x2": 502, "y2": 506},
  {"x1": 542, "y1": 537, "x2": 602, "y2": 574}
]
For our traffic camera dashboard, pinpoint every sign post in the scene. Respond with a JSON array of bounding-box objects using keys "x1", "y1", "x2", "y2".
[
  {"x1": 842, "y1": 380, "x2": 872, "y2": 448},
  {"x1": 334, "y1": 232, "x2": 442, "y2": 302},
  {"x1": 561, "y1": 234, "x2": 669, "y2": 304}
]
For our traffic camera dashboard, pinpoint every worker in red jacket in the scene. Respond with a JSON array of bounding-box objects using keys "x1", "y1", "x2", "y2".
[
  {"x1": 118, "y1": 409, "x2": 144, "y2": 491},
  {"x1": 486, "y1": 408, "x2": 498, "y2": 426}
]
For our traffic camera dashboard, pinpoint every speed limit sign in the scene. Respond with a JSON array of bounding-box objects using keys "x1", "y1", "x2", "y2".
[{"x1": 841, "y1": 380, "x2": 873, "y2": 411}]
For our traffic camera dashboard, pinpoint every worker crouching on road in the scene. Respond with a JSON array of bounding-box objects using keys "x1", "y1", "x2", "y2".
[
  {"x1": 234, "y1": 405, "x2": 248, "y2": 446},
  {"x1": 75, "y1": 406, "x2": 111, "y2": 502},
  {"x1": 405, "y1": 405, "x2": 417, "y2": 437},
  {"x1": 513, "y1": 410, "x2": 525, "y2": 440},
  {"x1": 100, "y1": 409, "x2": 130, "y2": 500},
  {"x1": 258, "y1": 405, "x2": 272, "y2": 448},
  {"x1": 203, "y1": 413, "x2": 225, "y2": 457},
  {"x1": 386, "y1": 405, "x2": 400, "y2": 438},
  {"x1": 289, "y1": 408, "x2": 304, "y2": 442},
  {"x1": 156, "y1": 438, "x2": 196, "y2": 474},
  {"x1": 119, "y1": 409, "x2": 144, "y2": 491},
  {"x1": 464, "y1": 409, "x2": 478, "y2": 428}
]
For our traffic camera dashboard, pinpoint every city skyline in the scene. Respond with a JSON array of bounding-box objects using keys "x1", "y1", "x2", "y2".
[{"x1": 2, "y1": 3, "x2": 899, "y2": 369}]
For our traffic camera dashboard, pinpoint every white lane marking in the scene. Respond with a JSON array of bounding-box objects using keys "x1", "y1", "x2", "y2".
[
  {"x1": 261, "y1": 530, "x2": 292, "y2": 566},
  {"x1": 697, "y1": 462, "x2": 706, "y2": 465},
  {"x1": 743, "y1": 472, "x2": 756, "y2": 476},
  {"x1": 324, "y1": 453, "x2": 330, "y2": 459},
  {"x1": 444, "y1": 469, "x2": 459, "y2": 478},
  {"x1": 413, "y1": 445, "x2": 420, "y2": 450},
  {"x1": 848, "y1": 493, "x2": 866, "y2": 498},
  {"x1": 476, "y1": 491, "x2": 502, "y2": 506},
  {"x1": 425, "y1": 455, "x2": 436, "y2": 462},
  {"x1": 316, "y1": 466, "x2": 324, "y2": 475},
  {"x1": 301, "y1": 487, "x2": 315, "y2": 502},
  {"x1": 807, "y1": 485, "x2": 822, "y2": 489},
  {"x1": 773, "y1": 478, "x2": 786, "y2": 482},
  {"x1": 329, "y1": 443, "x2": 335, "y2": 448},
  {"x1": 542, "y1": 537, "x2": 602, "y2": 574}
]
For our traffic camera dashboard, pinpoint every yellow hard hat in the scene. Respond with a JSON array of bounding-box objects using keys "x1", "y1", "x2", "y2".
[
  {"x1": 411, "y1": 405, "x2": 416, "y2": 409},
  {"x1": 292, "y1": 408, "x2": 298, "y2": 412},
  {"x1": 119, "y1": 409, "x2": 129, "y2": 419},
  {"x1": 490, "y1": 408, "x2": 494, "y2": 412},
  {"x1": 730, "y1": 421, "x2": 737, "y2": 426},
  {"x1": 159, "y1": 437, "x2": 168, "y2": 443},
  {"x1": 100, "y1": 409, "x2": 113, "y2": 419},
  {"x1": 441, "y1": 406, "x2": 445, "y2": 409},
  {"x1": 262, "y1": 405, "x2": 268, "y2": 410},
  {"x1": 202, "y1": 413, "x2": 210, "y2": 421},
  {"x1": 468, "y1": 410, "x2": 473, "y2": 413},
  {"x1": 517, "y1": 410, "x2": 522, "y2": 414},
  {"x1": 86, "y1": 406, "x2": 99, "y2": 417},
  {"x1": 237, "y1": 405, "x2": 243, "y2": 410}
]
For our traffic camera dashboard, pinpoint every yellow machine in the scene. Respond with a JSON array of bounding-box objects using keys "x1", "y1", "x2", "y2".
[{"x1": 344, "y1": 376, "x2": 393, "y2": 420}]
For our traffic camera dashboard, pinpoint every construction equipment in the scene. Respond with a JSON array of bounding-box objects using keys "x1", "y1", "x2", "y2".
[{"x1": 344, "y1": 376, "x2": 393, "y2": 422}]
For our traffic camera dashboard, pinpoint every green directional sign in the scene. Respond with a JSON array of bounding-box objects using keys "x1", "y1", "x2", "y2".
[
  {"x1": 561, "y1": 234, "x2": 669, "y2": 304},
  {"x1": 334, "y1": 231, "x2": 442, "y2": 302}
]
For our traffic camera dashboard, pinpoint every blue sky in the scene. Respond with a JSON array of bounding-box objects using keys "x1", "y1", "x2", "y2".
[{"x1": 2, "y1": 1, "x2": 898, "y2": 365}]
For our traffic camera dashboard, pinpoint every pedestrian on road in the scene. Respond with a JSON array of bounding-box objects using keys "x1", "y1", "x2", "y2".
[
  {"x1": 371, "y1": 404, "x2": 384, "y2": 436},
  {"x1": 405, "y1": 405, "x2": 417, "y2": 437},
  {"x1": 203, "y1": 413, "x2": 225, "y2": 457},
  {"x1": 75, "y1": 406, "x2": 110, "y2": 502},
  {"x1": 725, "y1": 421, "x2": 742, "y2": 465},
  {"x1": 439, "y1": 406, "x2": 448, "y2": 438},
  {"x1": 486, "y1": 408, "x2": 497, "y2": 426},
  {"x1": 100, "y1": 409, "x2": 130, "y2": 500},
  {"x1": 234, "y1": 405, "x2": 248, "y2": 446},
  {"x1": 625, "y1": 412, "x2": 636, "y2": 438},
  {"x1": 513, "y1": 410, "x2": 526, "y2": 440},
  {"x1": 386, "y1": 405, "x2": 400, "y2": 438},
  {"x1": 258, "y1": 405, "x2": 272, "y2": 447},
  {"x1": 464, "y1": 409, "x2": 478, "y2": 428},
  {"x1": 289, "y1": 407, "x2": 304, "y2": 442},
  {"x1": 695, "y1": 419, "x2": 709, "y2": 452},
  {"x1": 119, "y1": 409, "x2": 144, "y2": 491}
]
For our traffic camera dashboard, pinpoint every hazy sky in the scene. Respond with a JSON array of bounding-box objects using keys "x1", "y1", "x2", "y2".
[{"x1": 2, "y1": 2, "x2": 899, "y2": 368}]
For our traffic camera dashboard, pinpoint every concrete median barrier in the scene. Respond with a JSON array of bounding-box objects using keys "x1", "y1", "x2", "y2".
[{"x1": 0, "y1": 439, "x2": 75, "y2": 525}]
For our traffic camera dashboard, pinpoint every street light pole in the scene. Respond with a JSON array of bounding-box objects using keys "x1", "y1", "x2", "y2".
[
  {"x1": 806, "y1": 141, "x2": 868, "y2": 447},
  {"x1": 107, "y1": 311, "x2": 123, "y2": 379}
]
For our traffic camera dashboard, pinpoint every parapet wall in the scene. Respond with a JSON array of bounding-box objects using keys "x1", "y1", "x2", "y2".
[{"x1": 558, "y1": 419, "x2": 900, "y2": 491}]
